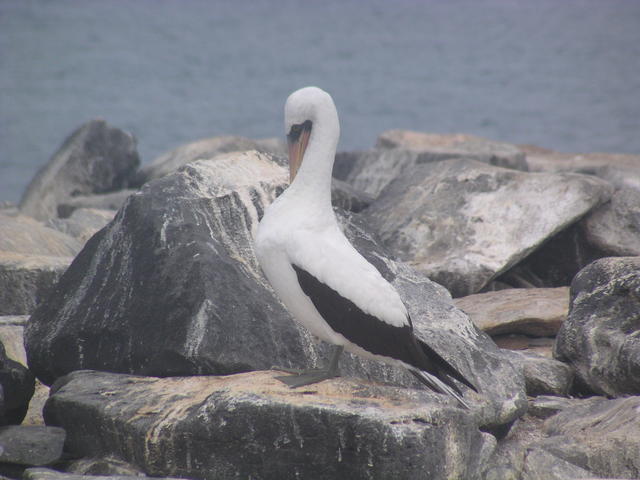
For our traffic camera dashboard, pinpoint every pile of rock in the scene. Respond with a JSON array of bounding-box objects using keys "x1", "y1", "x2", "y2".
[{"x1": 1, "y1": 120, "x2": 639, "y2": 480}]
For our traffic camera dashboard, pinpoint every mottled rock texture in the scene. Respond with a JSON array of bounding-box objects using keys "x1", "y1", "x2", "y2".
[
  {"x1": 56, "y1": 190, "x2": 134, "y2": 219},
  {"x1": 454, "y1": 288, "x2": 569, "y2": 337},
  {"x1": 0, "y1": 425, "x2": 65, "y2": 466},
  {"x1": 0, "y1": 341, "x2": 35, "y2": 425},
  {"x1": 133, "y1": 135, "x2": 285, "y2": 185},
  {"x1": 20, "y1": 119, "x2": 139, "y2": 221},
  {"x1": 48, "y1": 208, "x2": 116, "y2": 244},
  {"x1": 554, "y1": 256, "x2": 640, "y2": 396},
  {"x1": 25, "y1": 151, "x2": 526, "y2": 429},
  {"x1": 0, "y1": 252, "x2": 71, "y2": 315},
  {"x1": 45, "y1": 370, "x2": 494, "y2": 480},
  {"x1": 501, "y1": 350, "x2": 573, "y2": 397},
  {"x1": 363, "y1": 158, "x2": 612, "y2": 297}
]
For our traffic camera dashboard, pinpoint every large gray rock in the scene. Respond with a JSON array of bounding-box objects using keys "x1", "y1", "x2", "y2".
[
  {"x1": 583, "y1": 187, "x2": 640, "y2": 256},
  {"x1": 0, "y1": 252, "x2": 72, "y2": 315},
  {"x1": 0, "y1": 213, "x2": 82, "y2": 257},
  {"x1": 454, "y1": 287, "x2": 569, "y2": 337},
  {"x1": 554, "y1": 256, "x2": 640, "y2": 396},
  {"x1": 133, "y1": 135, "x2": 286, "y2": 186},
  {"x1": 0, "y1": 426, "x2": 65, "y2": 466},
  {"x1": 538, "y1": 396, "x2": 640, "y2": 479},
  {"x1": 45, "y1": 370, "x2": 494, "y2": 480},
  {"x1": 56, "y1": 190, "x2": 135, "y2": 219},
  {"x1": 25, "y1": 151, "x2": 526, "y2": 429},
  {"x1": 501, "y1": 350, "x2": 574, "y2": 397},
  {"x1": 19, "y1": 120, "x2": 139, "y2": 221},
  {"x1": 48, "y1": 208, "x2": 116, "y2": 244},
  {"x1": 363, "y1": 158, "x2": 613, "y2": 297},
  {"x1": 0, "y1": 341, "x2": 35, "y2": 425}
]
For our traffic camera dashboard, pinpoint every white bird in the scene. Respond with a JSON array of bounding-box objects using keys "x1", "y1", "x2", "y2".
[{"x1": 255, "y1": 86, "x2": 477, "y2": 408}]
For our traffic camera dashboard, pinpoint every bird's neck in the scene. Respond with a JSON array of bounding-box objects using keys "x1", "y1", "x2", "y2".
[{"x1": 287, "y1": 122, "x2": 338, "y2": 212}]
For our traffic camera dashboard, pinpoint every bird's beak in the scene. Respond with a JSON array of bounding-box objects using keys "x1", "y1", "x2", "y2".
[{"x1": 287, "y1": 121, "x2": 312, "y2": 182}]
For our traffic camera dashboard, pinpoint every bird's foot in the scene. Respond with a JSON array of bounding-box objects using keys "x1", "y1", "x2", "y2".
[{"x1": 273, "y1": 368, "x2": 340, "y2": 388}]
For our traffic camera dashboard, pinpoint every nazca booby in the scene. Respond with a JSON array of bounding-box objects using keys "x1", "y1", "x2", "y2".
[{"x1": 255, "y1": 86, "x2": 477, "y2": 408}]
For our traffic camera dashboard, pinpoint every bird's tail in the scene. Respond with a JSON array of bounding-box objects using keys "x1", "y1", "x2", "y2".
[
  {"x1": 417, "y1": 338, "x2": 478, "y2": 393},
  {"x1": 409, "y1": 369, "x2": 472, "y2": 410}
]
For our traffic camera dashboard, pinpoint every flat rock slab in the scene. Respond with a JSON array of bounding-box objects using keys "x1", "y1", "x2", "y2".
[
  {"x1": 454, "y1": 287, "x2": 569, "y2": 337},
  {"x1": 45, "y1": 370, "x2": 493, "y2": 480},
  {"x1": 24, "y1": 468, "x2": 186, "y2": 480},
  {"x1": 19, "y1": 119, "x2": 139, "y2": 221},
  {"x1": 554, "y1": 256, "x2": 640, "y2": 396},
  {"x1": 364, "y1": 158, "x2": 613, "y2": 297},
  {"x1": 0, "y1": 252, "x2": 72, "y2": 315},
  {"x1": 0, "y1": 425, "x2": 65, "y2": 466},
  {"x1": 0, "y1": 214, "x2": 81, "y2": 257},
  {"x1": 501, "y1": 350, "x2": 574, "y2": 397}
]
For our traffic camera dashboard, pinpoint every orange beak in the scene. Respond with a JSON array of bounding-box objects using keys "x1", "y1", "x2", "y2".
[{"x1": 287, "y1": 121, "x2": 312, "y2": 182}]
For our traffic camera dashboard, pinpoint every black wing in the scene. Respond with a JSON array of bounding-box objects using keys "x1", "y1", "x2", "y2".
[{"x1": 292, "y1": 264, "x2": 477, "y2": 394}]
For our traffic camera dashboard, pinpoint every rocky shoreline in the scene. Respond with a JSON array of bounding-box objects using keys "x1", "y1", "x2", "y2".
[{"x1": 1, "y1": 119, "x2": 639, "y2": 480}]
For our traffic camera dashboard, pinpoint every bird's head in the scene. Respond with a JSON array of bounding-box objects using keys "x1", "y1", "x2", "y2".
[{"x1": 284, "y1": 86, "x2": 339, "y2": 182}]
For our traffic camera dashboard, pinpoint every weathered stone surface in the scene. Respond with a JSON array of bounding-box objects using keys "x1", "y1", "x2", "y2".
[
  {"x1": 501, "y1": 350, "x2": 574, "y2": 397},
  {"x1": 25, "y1": 150, "x2": 526, "y2": 429},
  {"x1": 364, "y1": 158, "x2": 613, "y2": 297},
  {"x1": 24, "y1": 468, "x2": 183, "y2": 480},
  {"x1": 454, "y1": 288, "x2": 569, "y2": 337},
  {"x1": 528, "y1": 395, "x2": 605, "y2": 420},
  {"x1": 0, "y1": 316, "x2": 49, "y2": 426},
  {"x1": 330, "y1": 179, "x2": 374, "y2": 213},
  {"x1": 583, "y1": 187, "x2": 640, "y2": 256},
  {"x1": 520, "y1": 447, "x2": 593, "y2": 480},
  {"x1": 0, "y1": 214, "x2": 82, "y2": 257},
  {"x1": 19, "y1": 120, "x2": 139, "y2": 221},
  {"x1": 48, "y1": 209, "x2": 116, "y2": 244},
  {"x1": 525, "y1": 148, "x2": 640, "y2": 178},
  {"x1": 0, "y1": 426, "x2": 65, "y2": 466},
  {"x1": 554, "y1": 257, "x2": 640, "y2": 396},
  {"x1": 538, "y1": 396, "x2": 640, "y2": 478},
  {"x1": 56, "y1": 190, "x2": 134, "y2": 219},
  {"x1": 133, "y1": 135, "x2": 285, "y2": 186},
  {"x1": 0, "y1": 341, "x2": 35, "y2": 425},
  {"x1": 0, "y1": 252, "x2": 72, "y2": 315},
  {"x1": 63, "y1": 457, "x2": 145, "y2": 477},
  {"x1": 377, "y1": 130, "x2": 527, "y2": 170},
  {"x1": 493, "y1": 335, "x2": 554, "y2": 358},
  {"x1": 45, "y1": 370, "x2": 494, "y2": 480}
]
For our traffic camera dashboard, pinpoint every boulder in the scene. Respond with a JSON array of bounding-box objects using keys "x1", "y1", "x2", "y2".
[
  {"x1": 501, "y1": 350, "x2": 574, "y2": 397},
  {"x1": 25, "y1": 151, "x2": 526, "y2": 429},
  {"x1": 538, "y1": 396, "x2": 640, "y2": 479},
  {"x1": 524, "y1": 148, "x2": 640, "y2": 179},
  {"x1": 376, "y1": 130, "x2": 527, "y2": 170},
  {"x1": 23, "y1": 469, "x2": 184, "y2": 480},
  {"x1": 44, "y1": 370, "x2": 494, "y2": 480},
  {"x1": 583, "y1": 187, "x2": 640, "y2": 256},
  {"x1": 0, "y1": 341, "x2": 35, "y2": 425},
  {"x1": 19, "y1": 120, "x2": 139, "y2": 221},
  {"x1": 0, "y1": 214, "x2": 82, "y2": 257},
  {"x1": 0, "y1": 252, "x2": 72, "y2": 315},
  {"x1": 330, "y1": 179, "x2": 374, "y2": 213},
  {"x1": 0, "y1": 425, "x2": 65, "y2": 466},
  {"x1": 554, "y1": 257, "x2": 640, "y2": 396},
  {"x1": 48, "y1": 209, "x2": 116, "y2": 244},
  {"x1": 56, "y1": 190, "x2": 134, "y2": 219},
  {"x1": 363, "y1": 158, "x2": 613, "y2": 297},
  {"x1": 132, "y1": 135, "x2": 285, "y2": 186},
  {"x1": 453, "y1": 287, "x2": 569, "y2": 337}
]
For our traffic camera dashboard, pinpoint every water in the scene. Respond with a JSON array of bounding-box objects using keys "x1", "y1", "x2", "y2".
[{"x1": 1, "y1": 0, "x2": 639, "y2": 203}]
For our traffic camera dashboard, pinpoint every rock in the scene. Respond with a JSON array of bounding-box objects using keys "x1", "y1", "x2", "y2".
[
  {"x1": 0, "y1": 426, "x2": 65, "y2": 466},
  {"x1": 363, "y1": 158, "x2": 613, "y2": 297},
  {"x1": 377, "y1": 130, "x2": 527, "y2": 170},
  {"x1": 525, "y1": 148, "x2": 640, "y2": 178},
  {"x1": 0, "y1": 341, "x2": 35, "y2": 425},
  {"x1": 133, "y1": 135, "x2": 286, "y2": 186},
  {"x1": 501, "y1": 350, "x2": 574, "y2": 397},
  {"x1": 0, "y1": 316, "x2": 49, "y2": 426},
  {"x1": 48, "y1": 209, "x2": 116, "y2": 244},
  {"x1": 330, "y1": 179, "x2": 374, "y2": 213},
  {"x1": 520, "y1": 447, "x2": 593, "y2": 480},
  {"x1": 0, "y1": 214, "x2": 82, "y2": 257},
  {"x1": 0, "y1": 252, "x2": 72, "y2": 315},
  {"x1": 63, "y1": 457, "x2": 145, "y2": 477},
  {"x1": 19, "y1": 120, "x2": 140, "y2": 221},
  {"x1": 492, "y1": 335, "x2": 555, "y2": 358},
  {"x1": 453, "y1": 287, "x2": 569, "y2": 337},
  {"x1": 528, "y1": 395, "x2": 605, "y2": 420},
  {"x1": 25, "y1": 150, "x2": 526, "y2": 429},
  {"x1": 583, "y1": 187, "x2": 640, "y2": 256},
  {"x1": 45, "y1": 370, "x2": 494, "y2": 480},
  {"x1": 23, "y1": 469, "x2": 183, "y2": 480},
  {"x1": 538, "y1": 396, "x2": 640, "y2": 479},
  {"x1": 554, "y1": 257, "x2": 640, "y2": 396},
  {"x1": 56, "y1": 191, "x2": 134, "y2": 219}
]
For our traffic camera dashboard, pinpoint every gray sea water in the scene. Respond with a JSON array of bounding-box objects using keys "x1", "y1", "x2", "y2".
[{"x1": 1, "y1": 0, "x2": 639, "y2": 203}]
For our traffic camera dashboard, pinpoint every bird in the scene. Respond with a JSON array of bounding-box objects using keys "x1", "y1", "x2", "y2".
[{"x1": 254, "y1": 86, "x2": 477, "y2": 408}]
